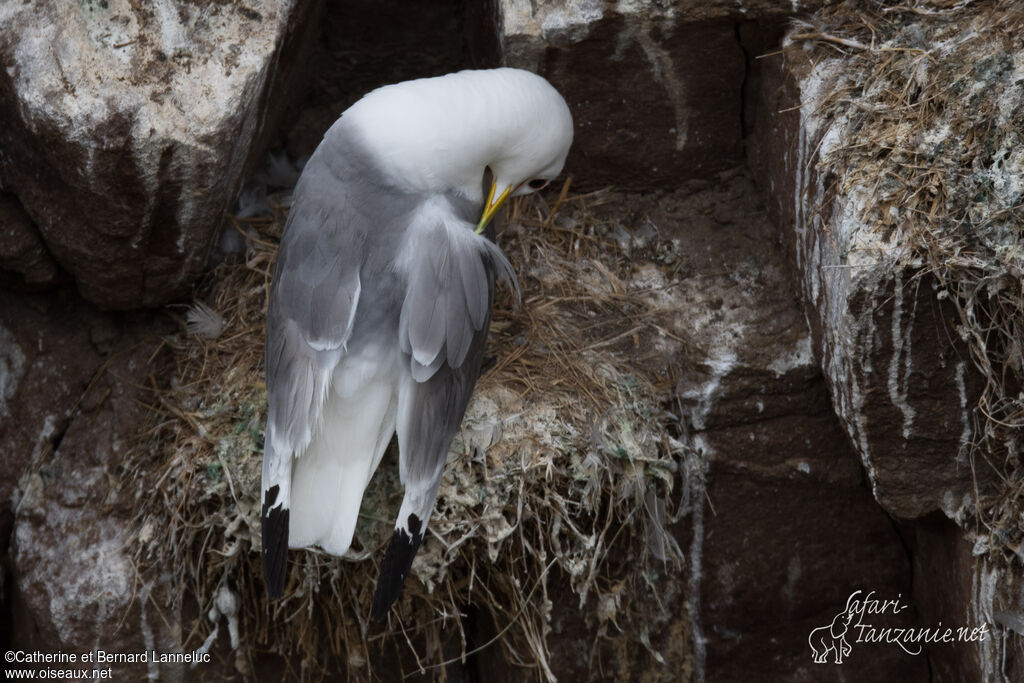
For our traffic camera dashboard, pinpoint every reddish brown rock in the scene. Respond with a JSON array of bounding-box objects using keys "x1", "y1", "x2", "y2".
[
  {"x1": 0, "y1": 193, "x2": 60, "y2": 290},
  {"x1": 904, "y1": 515, "x2": 1024, "y2": 682},
  {"x1": 0, "y1": 290, "x2": 109, "y2": 657},
  {"x1": 660, "y1": 172, "x2": 921, "y2": 681},
  {"x1": 745, "y1": 13, "x2": 1024, "y2": 681},
  {"x1": 692, "y1": 367, "x2": 924, "y2": 681},
  {"x1": 283, "y1": 0, "x2": 490, "y2": 160},
  {"x1": 0, "y1": 290, "x2": 114, "y2": 507},
  {"x1": 496, "y1": 1, "x2": 825, "y2": 190}
]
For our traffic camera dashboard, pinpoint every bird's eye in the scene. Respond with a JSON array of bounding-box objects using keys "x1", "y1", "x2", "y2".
[{"x1": 527, "y1": 178, "x2": 549, "y2": 190}]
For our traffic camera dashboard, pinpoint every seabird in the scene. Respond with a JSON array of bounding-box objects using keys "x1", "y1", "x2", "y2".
[{"x1": 260, "y1": 68, "x2": 573, "y2": 619}]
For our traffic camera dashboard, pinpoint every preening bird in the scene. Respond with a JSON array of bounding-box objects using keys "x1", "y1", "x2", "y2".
[{"x1": 260, "y1": 68, "x2": 573, "y2": 619}]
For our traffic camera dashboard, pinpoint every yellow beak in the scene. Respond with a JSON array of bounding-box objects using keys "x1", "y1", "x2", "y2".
[{"x1": 475, "y1": 179, "x2": 514, "y2": 234}]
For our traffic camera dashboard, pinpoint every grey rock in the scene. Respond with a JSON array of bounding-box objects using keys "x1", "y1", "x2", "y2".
[
  {"x1": 0, "y1": 0, "x2": 317, "y2": 308},
  {"x1": 8, "y1": 311, "x2": 187, "y2": 679}
]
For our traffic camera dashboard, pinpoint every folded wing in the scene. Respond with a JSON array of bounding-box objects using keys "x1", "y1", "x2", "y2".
[
  {"x1": 261, "y1": 180, "x2": 362, "y2": 597},
  {"x1": 372, "y1": 221, "x2": 516, "y2": 619}
]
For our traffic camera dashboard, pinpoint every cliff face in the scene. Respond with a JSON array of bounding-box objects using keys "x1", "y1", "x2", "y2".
[
  {"x1": 1, "y1": 1, "x2": 1021, "y2": 681},
  {"x1": 749, "y1": 3, "x2": 1024, "y2": 679}
]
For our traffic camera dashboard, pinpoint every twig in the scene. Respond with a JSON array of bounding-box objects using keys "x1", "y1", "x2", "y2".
[
  {"x1": 404, "y1": 559, "x2": 559, "y2": 678},
  {"x1": 790, "y1": 31, "x2": 869, "y2": 51}
]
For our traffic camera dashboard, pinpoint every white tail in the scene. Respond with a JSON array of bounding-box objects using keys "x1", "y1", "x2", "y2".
[{"x1": 288, "y1": 363, "x2": 397, "y2": 554}]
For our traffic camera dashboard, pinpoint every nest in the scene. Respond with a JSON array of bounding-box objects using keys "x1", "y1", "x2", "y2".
[
  {"x1": 127, "y1": 181, "x2": 694, "y2": 679},
  {"x1": 790, "y1": 1, "x2": 1024, "y2": 554}
]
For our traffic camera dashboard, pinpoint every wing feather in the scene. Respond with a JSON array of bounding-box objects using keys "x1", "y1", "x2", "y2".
[
  {"x1": 261, "y1": 174, "x2": 363, "y2": 596},
  {"x1": 402, "y1": 222, "x2": 516, "y2": 377},
  {"x1": 461, "y1": 245, "x2": 489, "y2": 330},
  {"x1": 372, "y1": 221, "x2": 516, "y2": 618}
]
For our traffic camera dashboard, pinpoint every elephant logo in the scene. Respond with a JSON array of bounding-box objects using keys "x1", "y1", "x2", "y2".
[{"x1": 808, "y1": 591, "x2": 860, "y2": 664}]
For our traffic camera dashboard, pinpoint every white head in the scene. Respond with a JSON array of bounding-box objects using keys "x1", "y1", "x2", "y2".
[{"x1": 341, "y1": 68, "x2": 574, "y2": 229}]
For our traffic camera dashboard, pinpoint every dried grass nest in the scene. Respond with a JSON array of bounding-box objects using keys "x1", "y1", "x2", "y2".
[
  {"x1": 791, "y1": 1, "x2": 1024, "y2": 555},
  {"x1": 127, "y1": 183, "x2": 695, "y2": 680}
]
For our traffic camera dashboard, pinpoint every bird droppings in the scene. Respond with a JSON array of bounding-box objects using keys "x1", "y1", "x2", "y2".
[
  {"x1": 500, "y1": 0, "x2": 606, "y2": 43},
  {"x1": 15, "y1": 514, "x2": 134, "y2": 646},
  {"x1": 886, "y1": 272, "x2": 916, "y2": 440},
  {"x1": 619, "y1": 10, "x2": 691, "y2": 151},
  {"x1": 126, "y1": 181, "x2": 707, "y2": 679},
  {"x1": 136, "y1": 581, "x2": 159, "y2": 683},
  {"x1": 973, "y1": 561, "x2": 1006, "y2": 683},
  {"x1": 767, "y1": 335, "x2": 813, "y2": 378}
]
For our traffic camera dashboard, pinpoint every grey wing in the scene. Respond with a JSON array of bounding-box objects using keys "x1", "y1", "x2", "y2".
[
  {"x1": 371, "y1": 224, "x2": 516, "y2": 619},
  {"x1": 261, "y1": 180, "x2": 362, "y2": 597}
]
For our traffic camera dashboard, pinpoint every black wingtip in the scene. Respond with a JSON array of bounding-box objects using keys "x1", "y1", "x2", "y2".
[
  {"x1": 371, "y1": 514, "x2": 424, "y2": 620},
  {"x1": 261, "y1": 485, "x2": 289, "y2": 598}
]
